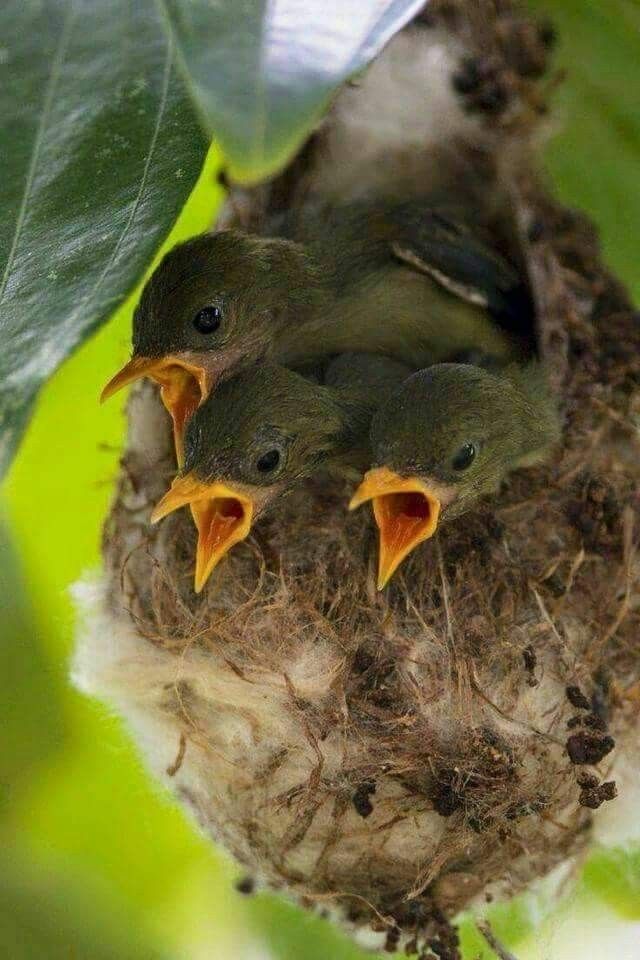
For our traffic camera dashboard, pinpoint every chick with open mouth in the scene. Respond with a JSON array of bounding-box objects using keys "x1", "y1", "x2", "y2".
[{"x1": 350, "y1": 362, "x2": 560, "y2": 588}]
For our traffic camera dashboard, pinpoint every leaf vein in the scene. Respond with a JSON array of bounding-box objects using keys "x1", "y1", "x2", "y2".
[
  {"x1": 70, "y1": 32, "x2": 175, "y2": 321},
  {"x1": 0, "y1": 0, "x2": 78, "y2": 304}
]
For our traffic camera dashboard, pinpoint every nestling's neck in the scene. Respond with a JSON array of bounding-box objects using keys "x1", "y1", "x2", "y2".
[
  {"x1": 268, "y1": 249, "x2": 332, "y2": 342},
  {"x1": 505, "y1": 362, "x2": 561, "y2": 462}
]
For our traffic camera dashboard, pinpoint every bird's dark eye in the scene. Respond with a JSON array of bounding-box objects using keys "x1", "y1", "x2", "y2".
[
  {"x1": 255, "y1": 449, "x2": 281, "y2": 473},
  {"x1": 451, "y1": 442, "x2": 477, "y2": 471},
  {"x1": 193, "y1": 305, "x2": 222, "y2": 334}
]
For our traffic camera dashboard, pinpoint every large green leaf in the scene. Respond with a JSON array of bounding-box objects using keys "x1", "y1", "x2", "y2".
[
  {"x1": 528, "y1": 0, "x2": 640, "y2": 300},
  {"x1": 582, "y1": 847, "x2": 640, "y2": 921},
  {"x1": 0, "y1": 849, "x2": 168, "y2": 959},
  {"x1": 0, "y1": 0, "x2": 207, "y2": 475},
  {"x1": 160, "y1": 0, "x2": 427, "y2": 184},
  {"x1": 0, "y1": 516, "x2": 65, "y2": 811}
]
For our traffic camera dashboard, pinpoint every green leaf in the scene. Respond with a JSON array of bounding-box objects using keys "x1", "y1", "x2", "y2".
[
  {"x1": 159, "y1": 0, "x2": 427, "y2": 184},
  {"x1": 0, "y1": 847, "x2": 168, "y2": 959},
  {"x1": 528, "y1": 0, "x2": 640, "y2": 300},
  {"x1": 581, "y1": 847, "x2": 640, "y2": 921},
  {"x1": 247, "y1": 892, "x2": 369, "y2": 960},
  {"x1": 0, "y1": 516, "x2": 65, "y2": 812},
  {"x1": 0, "y1": 0, "x2": 208, "y2": 475}
]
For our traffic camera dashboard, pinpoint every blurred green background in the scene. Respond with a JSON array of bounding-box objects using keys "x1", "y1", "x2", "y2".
[{"x1": 2, "y1": 2, "x2": 640, "y2": 957}]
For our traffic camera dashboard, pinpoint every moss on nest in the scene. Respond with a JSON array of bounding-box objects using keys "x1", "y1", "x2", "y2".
[{"x1": 76, "y1": 1, "x2": 640, "y2": 954}]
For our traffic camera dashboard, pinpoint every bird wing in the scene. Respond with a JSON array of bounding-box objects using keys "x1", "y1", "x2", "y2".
[{"x1": 389, "y1": 208, "x2": 533, "y2": 332}]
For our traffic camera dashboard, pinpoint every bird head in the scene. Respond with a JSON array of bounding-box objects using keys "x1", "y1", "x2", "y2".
[
  {"x1": 151, "y1": 362, "x2": 350, "y2": 591},
  {"x1": 350, "y1": 363, "x2": 542, "y2": 588},
  {"x1": 101, "y1": 230, "x2": 321, "y2": 459}
]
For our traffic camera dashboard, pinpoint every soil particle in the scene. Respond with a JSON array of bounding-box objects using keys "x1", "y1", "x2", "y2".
[
  {"x1": 566, "y1": 732, "x2": 615, "y2": 766},
  {"x1": 353, "y1": 781, "x2": 377, "y2": 818},
  {"x1": 579, "y1": 780, "x2": 617, "y2": 810},
  {"x1": 235, "y1": 875, "x2": 256, "y2": 895},
  {"x1": 566, "y1": 686, "x2": 591, "y2": 711}
]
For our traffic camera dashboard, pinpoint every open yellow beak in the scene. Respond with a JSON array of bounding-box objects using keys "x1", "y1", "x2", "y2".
[
  {"x1": 151, "y1": 473, "x2": 254, "y2": 593},
  {"x1": 101, "y1": 356, "x2": 210, "y2": 463},
  {"x1": 349, "y1": 467, "x2": 441, "y2": 589}
]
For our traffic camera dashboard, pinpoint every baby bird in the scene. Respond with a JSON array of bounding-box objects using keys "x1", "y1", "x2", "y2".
[
  {"x1": 350, "y1": 362, "x2": 561, "y2": 588},
  {"x1": 151, "y1": 354, "x2": 411, "y2": 592},
  {"x1": 102, "y1": 196, "x2": 532, "y2": 455}
]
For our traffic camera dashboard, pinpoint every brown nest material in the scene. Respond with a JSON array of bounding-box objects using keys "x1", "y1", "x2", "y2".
[{"x1": 74, "y1": 1, "x2": 640, "y2": 954}]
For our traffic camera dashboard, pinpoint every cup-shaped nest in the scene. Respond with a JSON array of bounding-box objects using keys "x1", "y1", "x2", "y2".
[{"x1": 74, "y1": 1, "x2": 640, "y2": 953}]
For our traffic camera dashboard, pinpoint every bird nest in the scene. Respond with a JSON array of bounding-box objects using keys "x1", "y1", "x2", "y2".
[{"x1": 74, "y1": 1, "x2": 640, "y2": 954}]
